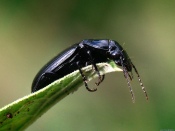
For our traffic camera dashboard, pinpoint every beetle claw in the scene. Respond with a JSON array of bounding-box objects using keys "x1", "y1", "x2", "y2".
[
  {"x1": 95, "y1": 75, "x2": 105, "y2": 86},
  {"x1": 86, "y1": 85, "x2": 97, "y2": 92}
]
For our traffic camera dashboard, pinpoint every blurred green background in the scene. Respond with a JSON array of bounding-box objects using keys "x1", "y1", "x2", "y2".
[{"x1": 0, "y1": 0, "x2": 175, "y2": 131}]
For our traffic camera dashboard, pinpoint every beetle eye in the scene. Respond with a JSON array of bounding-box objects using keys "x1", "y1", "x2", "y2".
[{"x1": 115, "y1": 59, "x2": 121, "y2": 66}]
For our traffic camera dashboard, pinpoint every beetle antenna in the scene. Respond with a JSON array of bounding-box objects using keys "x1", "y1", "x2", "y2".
[
  {"x1": 120, "y1": 57, "x2": 135, "y2": 102},
  {"x1": 128, "y1": 72, "x2": 133, "y2": 81},
  {"x1": 131, "y1": 62, "x2": 148, "y2": 100}
]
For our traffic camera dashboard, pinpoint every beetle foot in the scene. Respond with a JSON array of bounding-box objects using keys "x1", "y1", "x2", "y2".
[
  {"x1": 86, "y1": 85, "x2": 97, "y2": 92},
  {"x1": 95, "y1": 75, "x2": 105, "y2": 86}
]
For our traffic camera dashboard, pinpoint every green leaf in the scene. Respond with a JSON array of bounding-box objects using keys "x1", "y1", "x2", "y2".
[{"x1": 0, "y1": 61, "x2": 122, "y2": 130}]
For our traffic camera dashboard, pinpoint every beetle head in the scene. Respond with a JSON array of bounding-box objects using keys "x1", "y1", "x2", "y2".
[
  {"x1": 108, "y1": 40, "x2": 132, "y2": 72},
  {"x1": 108, "y1": 40, "x2": 148, "y2": 102}
]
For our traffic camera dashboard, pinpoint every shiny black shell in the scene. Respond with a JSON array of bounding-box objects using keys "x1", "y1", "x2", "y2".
[{"x1": 32, "y1": 39, "x2": 131, "y2": 92}]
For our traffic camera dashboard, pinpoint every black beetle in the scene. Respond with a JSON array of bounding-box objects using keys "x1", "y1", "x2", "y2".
[{"x1": 32, "y1": 39, "x2": 148, "y2": 101}]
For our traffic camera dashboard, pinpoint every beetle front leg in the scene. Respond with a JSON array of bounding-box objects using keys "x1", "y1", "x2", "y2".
[
  {"x1": 76, "y1": 62, "x2": 97, "y2": 92},
  {"x1": 87, "y1": 50, "x2": 105, "y2": 86}
]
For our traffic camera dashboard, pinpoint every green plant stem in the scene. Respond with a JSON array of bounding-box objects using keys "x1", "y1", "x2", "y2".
[{"x1": 0, "y1": 61, "x2": 121, "y2": 130}]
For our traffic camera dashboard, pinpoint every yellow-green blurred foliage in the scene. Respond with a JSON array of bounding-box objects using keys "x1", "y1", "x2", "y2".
[{"x1": 0, "y1": 0, "x2": 175, "y2": 131}]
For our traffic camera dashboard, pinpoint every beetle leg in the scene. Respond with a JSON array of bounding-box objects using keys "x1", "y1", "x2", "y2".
[
  {"x1": 91, "y1": 61, "x2": 105, "y2": 86},
  {"x1": 86, "y1": 50, "x2": 104, "y2": 86},
  {"x1": 77, "y1": 62, "x2": 97, "y2": 92},
  {"x1": 96, "y1": 75, "x2": 105, "y2": 85}
]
